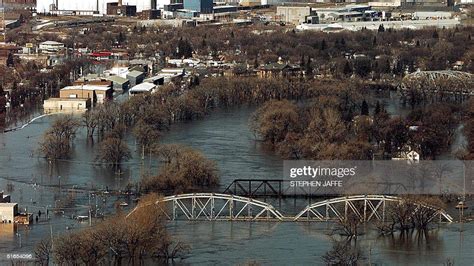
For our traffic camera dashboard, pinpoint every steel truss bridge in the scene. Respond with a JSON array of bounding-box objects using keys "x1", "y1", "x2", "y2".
[
  {"x1": 222, "y1": 179, "x2": 408, "y2": 197},
  {"x1": 130, "y1": 193, "x2": 453, "y2": 223},
  {"x1": 294, "y1": 195, "x2": 453, "y2": 223}
]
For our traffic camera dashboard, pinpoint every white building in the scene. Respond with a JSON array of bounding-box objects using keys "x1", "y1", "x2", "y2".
[
  {"x1": 36, "y1": 0, "x2": 156, "y2": 15},
  {"x1": 39, "y1": 41, "x2": 65, "y2": 53},
  {"x1": 129, "y1": 82, "x2": 157, "y2": 96},
  {"x1": 0, "y1": 203, "x2": 18, "y2": 223}
]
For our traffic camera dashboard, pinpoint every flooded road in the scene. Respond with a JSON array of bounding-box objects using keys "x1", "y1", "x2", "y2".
[{"x1": 0, "y1": 93, "x2": 472, "y2": 264}]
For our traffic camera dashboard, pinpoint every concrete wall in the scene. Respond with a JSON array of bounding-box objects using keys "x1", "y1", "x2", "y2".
[{"x1": 43, "y1": 98, "x2": 91, "y2": 113}]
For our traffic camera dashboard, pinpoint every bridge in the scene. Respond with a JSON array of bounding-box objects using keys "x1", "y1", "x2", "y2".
[
  {"x1": 294, "y1": 195, "x2": 453, "y2": 223},
  {"x1": 128, "y1": 193, "x2": 453, "y2": 223},
  {"x1": 132, "y1": 193, "x2": 285, "y2": 221},
  {"x1": 222, "y1": 179, "x2": 408, "y2": 197}
]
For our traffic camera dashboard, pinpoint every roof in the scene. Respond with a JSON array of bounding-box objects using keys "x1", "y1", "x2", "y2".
[
  {"x1": 107, "y1": 75, "x2": 129, "y2": 84},
  {"x1": 144, "y1": 75, "x2": 165, "y2": 83},
  {"x1": 130, "y1": 83, "x2": 156, "y2": 92},
  {"x1": 0, "y1": 203, "x2": 18, "y2": 207},
  {"x1": 40, "y1": 41, "x2": 64, "y2": 45},
  {"x1": 61, "y1": 85, "x2": 112, "y2": 91},
  {"x1": 262, "y1": 63, "x2": 290, "y2": 71},
  {"x1": 45, "y1": 97, "x2": 90, "y2": 102},
  {"x1": 127, "y1": 70, "x2": 145, "y2": 78}
]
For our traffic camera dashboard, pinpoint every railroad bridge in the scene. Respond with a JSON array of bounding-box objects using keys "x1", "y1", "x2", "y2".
[{"x1": 128, "y1": 193, "x2": 453, "y2": 223}]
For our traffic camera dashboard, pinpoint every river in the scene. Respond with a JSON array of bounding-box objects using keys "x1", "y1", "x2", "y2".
[{"x1": 0, "y1": 92, "x2": 472, "y2": 264}]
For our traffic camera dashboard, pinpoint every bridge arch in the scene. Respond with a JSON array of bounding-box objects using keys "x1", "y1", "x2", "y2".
[
  {"x1": 294, "y1": 195, "x2": 453, "y2": 223},
  {"x1": 128, "y1": 193, "x2": 284, "y2": 221}
]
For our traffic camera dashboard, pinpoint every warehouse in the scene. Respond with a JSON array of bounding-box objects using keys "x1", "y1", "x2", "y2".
[{"x1": 36, "y1": 0, "x2": 157, "y2": 15}]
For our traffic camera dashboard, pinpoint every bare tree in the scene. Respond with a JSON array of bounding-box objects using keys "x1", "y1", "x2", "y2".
[
  {"x1": 322, "y1": 240, "x2": 364, "y2": 266},
  {"x1": 96, "y1": 137, "x2": 132, "y2": 169},
  {"x1": 34, "y1": 239, "x2": 52, "y2": 266},
  {"x1": 38, "y1": 115, "x2": 80, "y2": 160}
]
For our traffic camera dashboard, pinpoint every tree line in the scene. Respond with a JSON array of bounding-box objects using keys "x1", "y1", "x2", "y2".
[{"x1": 250, "y1": 96, "x2": 460, "y2": 160}]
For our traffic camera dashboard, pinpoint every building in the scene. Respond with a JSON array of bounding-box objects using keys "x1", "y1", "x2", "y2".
[
  {"x1": 39, "y1": 41, "x2": 65, "y2": 53},
  {"x1": 183, "y1": 0, "x2": 213, "y2": 14},
  {"x1": 144, "y1": 75, "x2": 165, "y2": 85},
  {"x1": 139, "y1": 9, "x2": 161, "y2": 19},
  {"x1": 276, "y1": 6, "x2": 314, "y2": 25},
  {"x1": 0, "y1": 203, "x2": 18, "y2": 223},
  {"x1": 401, "y1": 0, "x2": 452, "y2": 7},
  {"x1": 107, "y1": 2, "x2": 137, "y2": 16},
  {"x1": 129, "y1": 82, "x2": 157, "y2": 96},
  {"x1": 126, "y1": 70, "x2": 145, "y2": 86},
  {"x1": 158, "y1": 68, "x2": 185, "y2": 83},
  {"x1": 36, "y1": 0, "x2": 157, "y2": 15},
  {"x1": 163, "y1": 3, "x2": 184, "y2": 18},
  {"x1": 201, "y1": 5, "x2": 238, "y2": 20},
  {"x1": 43, "y1": 97, "x2": 91, "y2": 113},
  {"x1": 176, "y1": 9, "x2": 200, "y2": 18},
  {"x1": 258, "y1": 62, "x2": 301, "y2": 78},
  {"x1": 239, "y1": 0, "x2": 261, "y2": 7},
  {"x1": 0, "y1": 191, "x2": 10, "y2": 203},
  {"x1": 107, "y1": 75, "x2": 130, "y2": 91},
  {"x1": 59, "y1": 85, "x2": 113, "y2": 104}
]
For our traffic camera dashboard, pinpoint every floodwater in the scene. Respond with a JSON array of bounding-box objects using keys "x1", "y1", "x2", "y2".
[{"x1": 0, "y1": 92, "x2": 473, "y2": 264}]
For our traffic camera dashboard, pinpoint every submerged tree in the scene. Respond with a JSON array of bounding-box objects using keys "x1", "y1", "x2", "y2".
[
  {"x1": 96, "y1": 136, "x2": 131, "y2": 169},
  {"x1": 322, "y1": 240, "x2": 364, "y2": 265},
  {"x1": 39, "y1": 115, "x2": 80, "y2": 160},
  {"x1": 141, "y1": 144, "x2": 219, "y2": 193}
]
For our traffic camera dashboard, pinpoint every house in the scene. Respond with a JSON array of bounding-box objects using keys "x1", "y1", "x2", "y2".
[
  {"x1": 59, "y1": 85, "x2": 113, "y2": 104},
  {"x1": 257, "y1": 62, "x2": 301, "y2": 78},
  {"x1": 0, "y1": 203, "x2": 18, "y2": 223},
  {"x1": 126, "y1": 70, "x2": 145, "y2": 87},
  {"x1": 392, "y1": 145, "x2": 421, "y2": 162},
  {"x1": 107, "y1": 75, "x2": 130, "y2": 92},
  {"x1": 129, "y1": 83, "x2": 157, "y2": 96}
]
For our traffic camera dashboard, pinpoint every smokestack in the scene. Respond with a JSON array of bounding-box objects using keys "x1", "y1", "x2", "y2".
[
  {"x1": 118, "y1": 0, "x2": 122, "y2": 6},
  {"x1": 97, "y1": 0, "x2": 99, "y2": 12}
]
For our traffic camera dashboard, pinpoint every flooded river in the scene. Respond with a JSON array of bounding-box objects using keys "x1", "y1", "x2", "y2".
[{"x1": 0, "y1": 93, "x2": 473, "y2": 264}]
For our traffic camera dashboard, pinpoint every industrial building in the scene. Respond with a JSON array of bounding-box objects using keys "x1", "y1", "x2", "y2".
[
  {"x1": 36, "y1": 0, "x2": 161, "y2": 15},
  {"x1": 183, "y1": 0, "x2": 213, "y2": 14},
  {"x1": 276, "y1": 6, "x2": 314, "y2": 24}
]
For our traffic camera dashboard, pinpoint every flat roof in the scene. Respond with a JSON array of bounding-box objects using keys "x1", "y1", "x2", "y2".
[
  {"x1": 44, "y1": 97, "x2": 90, "y2": 101},
  {"x1": 144, "y1": 75, "x2": 165, "y2": 82},
  {"x1": 61, "y1": 85, "x2": 111, "y2": 91},
  {"x1": 40, "y1": 41, "x2": 64, "y2": 45},
  {"x1": 0, "y1": 203, "x2": 18, "y2": 207},
  {"x1": 130, "y1": 83, "x2": 156, "y2": 92},
  {"x1": 107, "y1": 75, "x2": 129, "y2": 84},
  {"x1": 127, "y1": 70, "x2": 144, "y2": 78}
]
